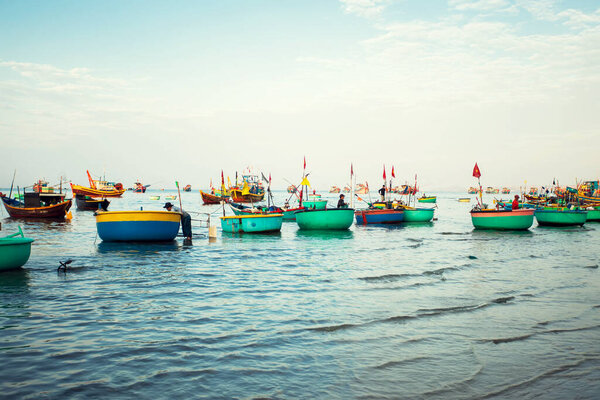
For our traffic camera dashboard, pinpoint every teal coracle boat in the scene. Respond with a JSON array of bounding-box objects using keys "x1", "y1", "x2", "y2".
[
  {"x1": 95, "y1": 211, "x2": 181, "y2": 241},
  {"x1": 221, "y1": 214, "x2": 283, "y2": 233},
  {"x1": 535, "y1": 209, "x2": 587, "y2": 227},
  {"x1": 0, "y1": 227, "x2": 34, "y2": 271},
  {"x1": 295, "y1": 208, "x2": 354, "y2": 230},
  {"x1": 302, "y1": 196, "x2": 327, "y2": 210},
  {"x1": 402, "y1": 207, "x2": 435, "y2": 222},
  {"x1": 471, "y1": 209, "x2": 534, "y2": 230}
]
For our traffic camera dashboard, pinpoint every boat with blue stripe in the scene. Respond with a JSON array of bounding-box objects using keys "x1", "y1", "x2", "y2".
[{"x1": 95, "y1": 210, "x2": 181, "y2": 242}]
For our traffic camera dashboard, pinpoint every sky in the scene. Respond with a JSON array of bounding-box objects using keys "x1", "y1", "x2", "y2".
[{"x1": 1, "y1": 0, "x2": 599, "y2": 191}]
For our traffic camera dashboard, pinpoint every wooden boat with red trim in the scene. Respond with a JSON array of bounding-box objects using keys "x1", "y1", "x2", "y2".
[
  {"x1": 70, "y1": 170, "x2": 125, "y2": 197},
  {"x1": 200, "y1": 190, "x2": 228, "y2": 205},
  {"x1": 1, "y1": 192, "x2": 72, "y2": 219},
  {"x1": 230, "y1": 189, "x2": 265, "y2": 203}
]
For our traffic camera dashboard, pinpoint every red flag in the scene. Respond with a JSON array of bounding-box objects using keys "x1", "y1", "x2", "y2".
[
  {"x1": 269, "y1": 173, "x2": 271, "y2": 184},
  {"x1": 391, "y1": 166, "x2": 395, "y2": 178},
  {"x1": 351, "y1": 163, "x2": 354, "y2": 176},
  {"x1": 303, "y1": 156, "x2": 306, "y2": 170},
  {"x1": 383, "y1": 165, "x2": 386, "y2": 180},
  {"x1": 472, "y1": 163, "x2": 481, "y2": 178},
  {"x1": 221, "y1": 170, "x2": 224, "y2": 185}
]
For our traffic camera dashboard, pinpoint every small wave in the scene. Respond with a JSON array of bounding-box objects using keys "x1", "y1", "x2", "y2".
[
  {"x1": 423, "y1": 267, "x2": 458, "y2": 276},
  {"x1": 438, "y1": 231, "x2": 468, "y2": 235},
  {"x1": 492, "y1": 296, "x2": 515, "y2": 304},
  {"x1": 307, "y1": 323, "x2": 359, "y2": 332},
  {"x1": 468, "y1": 255, "x2": 478, "y2": 259},
  {"x1": 483, "y1": 324, "x2": 600, "y2": 345},
  {"x1": 372, "y1": 355, "x2": 431, "y2": 369},
  {"x1": 406, "y1": 238, "x2": 423, "y2": 243},
  {"x1": 584, "y1": 264, "x2": 598, "y2": 269},
  {"x1": 358, "y1": 273, "x2": 416, "y2": 282}
]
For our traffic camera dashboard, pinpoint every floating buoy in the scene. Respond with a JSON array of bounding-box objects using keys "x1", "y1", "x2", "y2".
[{"x1": 66, "y1": 211, "x2": 73, "y2": 220}]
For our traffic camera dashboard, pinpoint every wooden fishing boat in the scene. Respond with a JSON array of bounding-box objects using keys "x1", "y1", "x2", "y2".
[
  {"x1": 485, "y1": 187, "x2": 499, "y2": 194},
  {"x1": 0, "y1": 227, "x2": 34, "y2": 271},
  {"x1": 343, "y1": 186, "x2": 351, "y2": 193},
  {"x1": 471, "y1": 209, "x2": 534, "y2": 230},
  {"x1": 329, "y1": 186, "x2": 341, "y2": 193},
  {"x1": 230, "y1": 202, "x2": 304, "y2": 221},
  {"x1": 229, "y1": 173, "x2": 265, "y2": 203},
  {"x1": 132, "y1": 181, "x2": 150, "y2": 193},
  {"x1": 75, "y1": 194, "x2": 109, "y2": 211},
  {"x1": 418, "y1": 196, "x2": 437, "y2": 203},
  {"x1": 295, "y1": 208, "x2": 354, "y2": 230},
  {"x1": 468, "y1": 187, "x2": 478, "y2": 194},
  {"x1": 1, "y1": 193, "x2": 71, "y2": 219},
  {"x1": 355, "y1": 183, "x2": 369, "y2": 194},
  {"x1": 230, "y1": 190, "x2": 264, "y2": 203},
  {"x1": 183, "y1": 185, "x2": 192, "y2": 192},
  {"x1": 71, "y1": 171, "x2": 125, "y2": 197},
  {"x1": 355, "y1": 208, "x2": 404, "y2": 225},
  {"x1": 220, "y1": 214, "x2": 283, "y2": 233},
  {"x1": 535, "y1": 209, "x2": 587, "y2": 227},
  {"x1": 95, "y1": 210, "x2": 181, "y2": 242},
  {"x1": 458, "y1": 198, "x2": 471, "y2": 202},
  {"x1": 400, "y1": 207, "x2": 435, "y2": 222},
  {"x1": 200, "y1": 190, "x2": 228, "y2": 205},
  {"x1": 287, "y1": 185, "x2": 297, "y2": 194},
  {"x1": 501, "y1": 187, "x2": 511, "y2": 194},
  {"x1": 575, "y1": 194, "x2": 600, "y2": 205}
]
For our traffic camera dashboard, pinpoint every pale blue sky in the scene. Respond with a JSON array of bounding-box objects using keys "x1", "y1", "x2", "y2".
[{"x1": 1, "y1": 0, "x2": 599, "y2": 190}]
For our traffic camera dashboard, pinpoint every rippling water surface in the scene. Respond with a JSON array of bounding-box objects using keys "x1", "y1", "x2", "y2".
[{"x1": 1, "y1": 191, "x2": 599, "y2": 399}]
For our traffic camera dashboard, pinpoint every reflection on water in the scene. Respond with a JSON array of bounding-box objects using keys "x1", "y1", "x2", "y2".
[
  {"x1": 96, "y1": 240, "x2": 180, "y2": 255},
  {"x1": 0, "y1": 269, "x2": 30, "y2": 291},
  {"x1": 295, "y1": 229, "x2": 354, "y2": 240}
]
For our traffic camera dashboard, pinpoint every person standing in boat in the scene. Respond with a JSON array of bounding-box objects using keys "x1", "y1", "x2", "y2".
[
  {"x1": 512, "y1": 195, "x2": 520, "y2": 211},
  {"x1": 164, "y1": 202, "x2": 192, "y2": 240},
  {"x1": 378, "y1": 185, "x2": 386, "y2": 202},
  {"x1": 337, "y1": 194, "x2": 348, "y2": 208}
]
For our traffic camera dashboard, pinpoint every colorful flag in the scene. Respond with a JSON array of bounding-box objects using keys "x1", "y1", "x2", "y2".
[
  {"x1": 383, "y1": 165, "x2": 386, "y2": 180},
  {"x1": 303, "y1": 156, "x2": 306, "y2": 170},
  {"x1": 472, "y1": 163, "x2": 481, "y2": 178},
  {"x1": 391, "y1": 166, "x2": 395, "y2": 178},
  {"x1": 221, "y1": 170, "x2": 225, "y2": 185},
  {"x1": 300, "y1": 177, "x2": 311, "y2": 187}
]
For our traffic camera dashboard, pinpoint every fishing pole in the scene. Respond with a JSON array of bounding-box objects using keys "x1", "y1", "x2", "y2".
[{"x1": 8, "y1": 170, "x2": 16, "y2": 199}]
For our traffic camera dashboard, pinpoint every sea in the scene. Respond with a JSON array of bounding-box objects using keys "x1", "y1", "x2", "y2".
[{"x1": 1, "y1": 190, "x2": 599, "y2": 399}]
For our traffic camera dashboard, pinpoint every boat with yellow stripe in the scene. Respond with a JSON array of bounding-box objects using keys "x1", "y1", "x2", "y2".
[{"x1": 95, "y1": 210, "x2": 181, "y2": 241}]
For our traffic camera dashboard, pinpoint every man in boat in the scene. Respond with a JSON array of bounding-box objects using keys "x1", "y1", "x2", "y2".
[
  {"x1": 337, "y1": 194, "x2": 348, "y2": 208},
  {"x1": 378, "y1": 185, "x2": 386, "y2": 202},
  {"x1": 512, "y1": 195, "x2": 520, "y2": 211},
  {"x1": 164, "y1": 202, "x2": 192, "y2": 240}
]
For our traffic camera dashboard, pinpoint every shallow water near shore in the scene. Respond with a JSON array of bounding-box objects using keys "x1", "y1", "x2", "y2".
[{"x1": 1, "y1": 190, "x2": 599, "y2": 399}]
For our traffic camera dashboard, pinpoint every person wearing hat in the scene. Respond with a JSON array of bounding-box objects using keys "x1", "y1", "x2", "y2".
[
  {"x1": 164, "y1": 202, "x2": 192, "y2": 240},
  {"x1": 337, "y1": 193, "x2": 348, "y2": 208},
  {"x1": 512, "y1": 195, "x2": 520, "y2": 211}
]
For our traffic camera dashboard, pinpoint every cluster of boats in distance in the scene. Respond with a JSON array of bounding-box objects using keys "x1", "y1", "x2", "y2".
[{"x1": 1, "y1": 165, "x2": 599, "y2": 271}]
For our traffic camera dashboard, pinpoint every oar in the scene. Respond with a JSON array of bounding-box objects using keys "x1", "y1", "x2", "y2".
[{"x1": 354, "y1": 193, "x2": 370, "y2": 206}]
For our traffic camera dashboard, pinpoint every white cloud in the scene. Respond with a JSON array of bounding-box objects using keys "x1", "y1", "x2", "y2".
[{"x1": 339, "y1": 0, "x2": 389, "y2": 18}]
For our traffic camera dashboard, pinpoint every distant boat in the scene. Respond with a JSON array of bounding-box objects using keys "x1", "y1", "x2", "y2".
[
  {"x1": 132, "y1": 181, "x2": 150, "y2": 193},
  {"x1": 458, "y1": 198, "x2": 471, "y2": 202},
  {"x1": 1, "y1": 191, "x2": 71, "y2": 219},
  {"x1": 501, "y1": 187, "x2": 511, "y2": 194},
  {"x1": 471, "y1": 209, "x2": 534, "y2": 230},
  {"x1": 295, "y1": 208, "x2": 354, "y2": 230},
  {"x1": 287, "y1": 185, "x2": 297, "y2": 194},
  {"x1": 485, "y1": 187, "x2": 499, "y2": 194},
  {"x1": 467, "y1": 187, "x2": 478, "y2": 194},
  {"x1": 0, "y1": 227, "x2": 34, "y2": 271},
  {"x1": 220, "y1": 214, "x2": 283, "y2": 233},
  {"x1": 343, "y1": 186, "x2": 351, "y2": 193},
  {"x1": 229, "y1": 172, "x2": 265, "y2": 203},
  {"x1": 165, "y1": 195, "x2": 177, "y2": 200},
  {"x1": 183, "y1": 185, "x2": 192, "y2": 192},
  {"x1": 418, "y1": 195, "x2": 437, "y2": 203},
  {"x1": 149, "y1": 195, "x2": 160, "y2": 200},
  {"x1": 355, "y1": 183, "x2": 369, "y2": 194},
  {"x1": 95, "y1": 210, "x2": 181, "y2": 241},
  {"x1": 329, "y1": 186, "x2": 341, "y2": 193},
  {"x1": 71, "y1": 170, "x2": 125, "y2": 197},
  {"x1": 75, "y1": 194, "x2": 110, "y2": 211}
]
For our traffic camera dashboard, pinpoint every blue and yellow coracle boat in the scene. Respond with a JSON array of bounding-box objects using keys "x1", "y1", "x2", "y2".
[{"x1": 95, "y1": 211, "x2": 181, "y2": 241}]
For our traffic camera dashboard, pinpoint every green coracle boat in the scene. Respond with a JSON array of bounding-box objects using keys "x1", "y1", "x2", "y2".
[
  {"x1": 402, "y1": 207, "x2": 435, "y2": 222},
  {"x1": 295, "y1": 208, "x2": 354, "y2": 230},
  {"x1": 471, "y1": 209, "x2": 534, "y2": 230},
  {"x1": 418, "y1": 196, "x2": 437, "y2": 204},
  {"x1": 221, "y1": 214, "x2": 283, "y2": 233},
  {"x1": 583, "y1": 207, "x2": 600, "y2": 222},
  {"x1": 535, "y1": 209, "x2": 587, "y2": 227},
  {"x1": 0, "y1": 227, "x2": 34, "y2": 271},
  {"x1": 302, "y1": 195, "x2": 327, "y2": 210}
]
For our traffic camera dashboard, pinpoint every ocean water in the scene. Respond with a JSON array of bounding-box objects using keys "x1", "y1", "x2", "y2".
[{"x1": 1, "y1": 190, "x2": 599, "y2": 399}]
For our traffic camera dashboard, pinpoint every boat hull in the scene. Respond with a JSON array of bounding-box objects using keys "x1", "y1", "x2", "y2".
[
  {"x1": 585, "y1": 208, "x2": 600, "y2": 221},
  {"x1": 200, "y1": 190, "x2": 228, "y2": 205},
  {"x1": 95, "y1": 211, "x2": 181, "y2": 241},
  {"x1": 295, "y1": 208, "x2": 354, "y2": 230},
  {"x1": 220, "y1": 214, "x2": 283, "y2": 233},
  {"x1": 355, "y1": 209, "x2": 404, "y2": 225},
  {"x1": 230, "y1": 190, "x2": 265, "y2": 203},
  {"x1": 302, "y1": 200, "x2": 328, "y2": 210},
  {"x1": 0, "y1": 236, "x2": 34, "y2": 271},
  {"x1": 535, "y1": 209, "x2": 587, "y2": 226},
  {"x1": 418, "y1": 197, "x2": 437, "y2": 203},
  {"x1": 403, "y1": 208, "x2": 435, "y2": 222},
  {"x1": 471, "y1": 209, "x2": 534, "y2": 230},
  {"x1": 71, "y1": 184, "x2": 125, "y2": 197},
  {"x1": 2, "y1": 197, "x2": 72, "y2": 218},
  {"x1": 75, "y1": 194, "x2": 109, "y2": 211}
]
